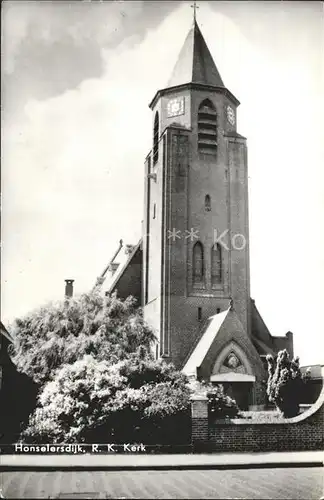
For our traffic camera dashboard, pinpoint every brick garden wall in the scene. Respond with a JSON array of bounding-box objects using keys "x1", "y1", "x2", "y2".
[{"x1": 191, "y1": 372, "x2": 324, "y2": 453}]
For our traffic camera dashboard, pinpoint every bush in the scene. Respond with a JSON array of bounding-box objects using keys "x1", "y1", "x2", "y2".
[
  {"x1": 10, "y1": 292, "x2": 192, "y2": 445},
  {"x1": 266, "y1": 349, "x2": 305, "y2": 418},
  {"x1": 10, "y1": 292, "x2": 155, "y2": 385},
  {"x1": 21, "y1": 349, "x2": 191, "y2": 444},
  {"x1": 189, "y1": 379, "x2": 239, "y2": 419},
  {"x1": 207, "y1": 384, "x2": 239, "y2": 418}
]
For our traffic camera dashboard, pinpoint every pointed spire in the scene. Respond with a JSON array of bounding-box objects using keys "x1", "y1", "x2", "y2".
[
  {"x1": 191, "y1": 1, "x2": 199, "y2": 23},
  {"x1": 167, "y1": 19, "x2": 224, "y2": 88}
]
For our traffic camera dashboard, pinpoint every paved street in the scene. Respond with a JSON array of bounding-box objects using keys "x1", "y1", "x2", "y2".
[{"x1": 1, "y1": 468, "x2": 323, "y2": 499}]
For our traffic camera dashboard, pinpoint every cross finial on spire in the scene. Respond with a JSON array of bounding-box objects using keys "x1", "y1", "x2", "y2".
[{"x1": 191, "y1": 1, "x2": 199, "y2": 22}]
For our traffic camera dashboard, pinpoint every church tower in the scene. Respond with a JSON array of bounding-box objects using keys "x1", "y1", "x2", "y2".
[
  {"x1": 105, "y1": 10, "x2": 294, "y2": 407},
  {"x1": 142, "y1": 18, "x2": 251, "y2": 368}
]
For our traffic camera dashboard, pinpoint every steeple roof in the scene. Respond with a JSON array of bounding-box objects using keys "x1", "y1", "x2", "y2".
[
  {"x1": 167, "y1": 20, "x2": 224, "y2": 88},
  {"x1": 149, "y1": 18, "x2": 239, "y2": 109}
]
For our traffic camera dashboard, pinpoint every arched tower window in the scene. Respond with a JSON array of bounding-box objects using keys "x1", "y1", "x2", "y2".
[
  {"x1": 198, "y1": 99, "x2": 217, "y2": 156},
  {"x1": 211, "y1": 243, "x2": 222, "y2": 285},
  {"x1": 205, "y1": 194, "x2": 211, "y2": 212},
  {"x1": 153, "y1": 112, "x2": 159, "y2": 164},
  {"x1": 193, "y1": 241, "x2": 204, "y2": 285}
]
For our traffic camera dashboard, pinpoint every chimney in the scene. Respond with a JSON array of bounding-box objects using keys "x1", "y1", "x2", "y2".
[
  {"x1": 65, "y1": 279, "x2": 74, "y2": 298},
  {"x1": 285, "y1": 331, "x2": 294, "y2": 359}
]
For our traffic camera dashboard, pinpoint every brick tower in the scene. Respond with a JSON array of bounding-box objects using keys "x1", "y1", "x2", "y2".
[{"x1": 142, "y1": 18, "x2": 251, "y2": 368}]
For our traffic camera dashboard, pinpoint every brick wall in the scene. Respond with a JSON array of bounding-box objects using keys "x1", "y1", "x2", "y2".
[
  {"x1": 191, "y1": 395, "x2": 210, "y2": 452},
  {"x1": 191, "y1": 373, "x2": 324, "y2": 452}
]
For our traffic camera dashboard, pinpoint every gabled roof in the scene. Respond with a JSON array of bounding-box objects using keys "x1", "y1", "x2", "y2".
[
  {"x1": 183, "y1": 308, "x2": 229, "y2": 377},
  {"x1": 105, "y1": 238, "x2": 142, "y2": 294},
  {"x1": 252, "y1": 336, "x2": 276, "y2": 357},
  {"x1": 0, "y1": 321, "x2": 14, "y2": 343},
  {"x1": 167, "y1": 20, "x2": 225, "y2": 88},
  {"x1": 183, "y1": 305, "x2": 268, "y2": 381}
]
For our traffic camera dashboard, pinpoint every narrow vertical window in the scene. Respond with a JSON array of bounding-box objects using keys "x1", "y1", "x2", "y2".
[
  {"x1": 211, "y1": 243, "x2": 222, "y2": 285},
  {"x1": 193, "y1": 241, "x2": 204, "y2": 285},
  {"x1": 198, "y1": 307, "x2": 202, "y2": 321},
  {"x1": 153, "y1": 203, "x2": 156, "y2": 219},
  {"x1": 153, "y1": 112, "x2": 159, "y2": 164},
  {"x1": 205, "y1": 194, "x2": 211, "y2": 212},
  {"x1": 144, "y1": 156, "x2": 151, "y2": 305},
  {"x1": 198, "y1": 99, "x2": 217, "y2": 156}
]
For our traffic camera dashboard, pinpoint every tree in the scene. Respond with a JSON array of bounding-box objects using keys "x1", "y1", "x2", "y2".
[
  {"x1": 10, "y1": 292, "x2": 156, "y2": 385},
  {"x1": 10, "y1": 293, "x2": 192, "y2": 444},
  {"x1": 21, "y1": 350, "x2": 191, "y2": 444},
  {"x1": 266, "y1": 349, "x2": 305, "y2": 418}
]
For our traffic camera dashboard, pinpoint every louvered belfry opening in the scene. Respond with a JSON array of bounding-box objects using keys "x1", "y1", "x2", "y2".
[{"x1": 198, "y1": 99, "x2": 217, "y2": 156}]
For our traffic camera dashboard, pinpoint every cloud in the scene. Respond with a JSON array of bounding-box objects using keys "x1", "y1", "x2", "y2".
[
  {"x1": 1, "y1": 0, "x2": 182, "y2": 114},
  {"x1": 2, "y1": 1, "x2": 122, "y2": 74},
  {"x1": 1, "y1": 1, "x2": 323, "y2": 365},
  {"x1": 1, "y1": 2, "x2": 190, "y2": 321}
]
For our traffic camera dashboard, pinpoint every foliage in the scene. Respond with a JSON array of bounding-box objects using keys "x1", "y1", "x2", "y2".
[
  {"x1": 266, "y1": 349, "x2": 305, "y2": 418},
  {"x1": 10, "y1": 292, "x2": 191, "y2": 445},
  {"x1": 10, "y1": 292, "x2": 155, "y2": 385},
  {"x1": 21, "y1": 350, "x2": 191, "y2": 444},
  {"x1": 206, "y1": 384, "x2": 240, "y2": 418},
  {"x1": 188, "y1": 379, "x2": 239, "y2": 418}
]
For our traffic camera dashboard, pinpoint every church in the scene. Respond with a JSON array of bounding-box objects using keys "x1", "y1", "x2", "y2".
[{"x1": 103, "y1": 17, "x2": 293, "y2": 409}]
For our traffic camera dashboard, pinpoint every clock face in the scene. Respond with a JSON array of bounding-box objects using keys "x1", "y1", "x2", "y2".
[
  {"x1": 167, "y1": 97, "x2": 185, "y2": 118},
  {"x1": 226, "y1": 105, "x2": 235, "y2": 126}
]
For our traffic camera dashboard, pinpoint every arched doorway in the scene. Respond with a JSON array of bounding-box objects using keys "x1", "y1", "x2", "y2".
[{"x1": 210, "y1": 342, "x2": 256, "y2": 410}]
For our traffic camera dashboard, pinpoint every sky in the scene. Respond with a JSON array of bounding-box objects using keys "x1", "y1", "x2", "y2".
[{"x1": 1, "y1": 0, "x2": 324, "y2": 366}]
